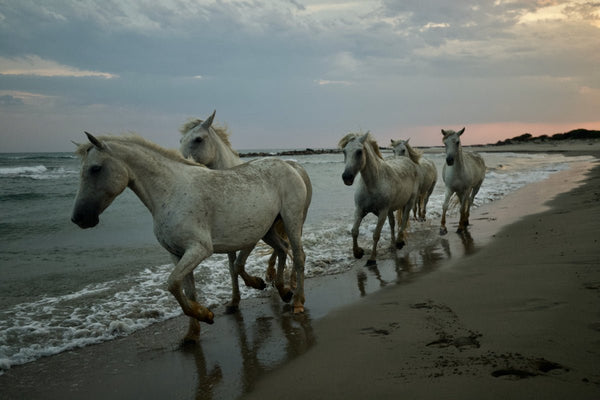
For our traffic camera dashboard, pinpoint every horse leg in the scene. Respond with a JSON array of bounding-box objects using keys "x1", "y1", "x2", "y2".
[
  {"x1": 367, "y1": 212, "x2": 388, "y2": 266},
  {"x1": 351, "y1": 209, "x2": 367, "y2": 259},
  {"x1": 465, "y1": 183, "x2": 482, "y2": 227},
  {"x1": 226, "y1": 248, "x2": 267, "y2": 314},
  {"x1": 226, "y1": 252, "x2": 241, "y2": 313},
  {"x1": 412, "y1": 199, "x2": 418, "y2": 220},
  {"x1": 273, "y1": 219, "x2": 296, "y2": 289},
  {"x1": 167, "y1": 246, "x2": 214, "y2": 329},
  {"x1": 278, "y1": 216, "x2": 307, "y2": 314},
  {"x1": 396, "y1": 202, "x2": 412, "y2": 249},
  {"x1": 182, "y1": 272, "x2": 201, "y2": 342},
  {"x1": 262, "y1": 226, "x2": 293, "y2": 303},
  {"x1": 387, "y1": 210, "x2": 396, "y2": 245},
  {"x1": 235, "y1": 248, "x2": 267, "y2": 291},
  {"x1": 422, "y1": 186, "x2": 434, "y2": 221},
  {"x1": 170, "y1": 255, "x2": 202, "y2": 342},
  {"x1": 457, "y1": 192, "x2": 470, "y2": 233},
  {"x1": 440, "y1": 189, "x2": 452, "y2": 235}
]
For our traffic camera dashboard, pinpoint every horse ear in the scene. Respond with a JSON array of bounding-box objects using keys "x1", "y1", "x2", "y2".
[
  {"x1": 458, "y1": 127, "x2": 465, "y2": 136},
  {"x1": 84, "y1": 131, "x2": 105, "y2": 150},
  {"x1": 359, "y1": 132, "x2": 369, "y2": 143},
  {"x1": 71, "y1": 140, "x2": 81, "y2": 147},
  {"x1": 202, "y1": 110, "x2": 216, "y2": 129},
  {"x1": 406, "y1": 138, "x2": 410, "y2": 144},
  {"x1": 441, "y1": 129, "x2": 447, "y2": 136}
]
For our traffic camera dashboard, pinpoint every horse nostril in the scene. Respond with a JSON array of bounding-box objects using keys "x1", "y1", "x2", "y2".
[
  {"x1": 342, "y1": 171, "x2": 354, "y2": 185},
  {"x1": 446, "y1": 156, "x2": 454, "y2": 166}
]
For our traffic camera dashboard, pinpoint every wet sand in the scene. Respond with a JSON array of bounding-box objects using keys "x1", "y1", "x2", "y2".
[{"x1": 1, "y1": 143, "x2": 599, "y2": 399}]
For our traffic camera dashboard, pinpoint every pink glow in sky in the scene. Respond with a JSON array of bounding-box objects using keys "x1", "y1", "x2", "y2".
[{"x1": 383, "y1": 121, "x2": 600, "y2": 148}]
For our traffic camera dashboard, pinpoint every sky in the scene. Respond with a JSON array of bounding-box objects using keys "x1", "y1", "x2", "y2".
[{"x1": 0, "y1": 0, "x2": 599, "y2": 152}]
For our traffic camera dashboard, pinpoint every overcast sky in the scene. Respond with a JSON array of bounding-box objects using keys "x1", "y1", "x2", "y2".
[{"x1": 0, "y1": 0, "x2": 598, "y2": 152}]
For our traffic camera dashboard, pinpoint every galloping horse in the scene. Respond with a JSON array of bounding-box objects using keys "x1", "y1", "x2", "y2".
[
  {"x1": 71, "y1": 133, "x2": 309, "y2": 342},
  {"x1": 390, "y1": 138, "x2": 438, "y2": 221},
  {"x1": 339, "y1": 132, "x2": 419, "y2": 265},
  {"x1": 179, "y1": 111, "x2": 312, "y2": 308},
  {"x1": 440, "y1": 128, "x2": 486, "y2": 234}
]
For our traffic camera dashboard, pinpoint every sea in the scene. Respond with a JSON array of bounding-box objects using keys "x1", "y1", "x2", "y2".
[{"x1": 0, "y1": 149, "x2": 593, "y2": 374}]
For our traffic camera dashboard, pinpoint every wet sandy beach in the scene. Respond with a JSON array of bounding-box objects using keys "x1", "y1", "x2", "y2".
[{"x1": 1, "y1": 143, "x2": 599, "y2": 399}]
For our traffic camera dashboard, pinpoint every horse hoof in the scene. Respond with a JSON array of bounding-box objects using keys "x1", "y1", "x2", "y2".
[
  {"x1": 281, "y1": 290, "x2": 294, "y2": 303},
  {"x1": 366, "y1": 259, "x2": 377, "y2": 267},
  {"x1": 182, "y1": 334, "x2": 199, "y2": 345},
  {"x1": 225, "y1": 304, "x2": 239, "y2": 314},
  {"x1": 353, "y1": 248, "x2": 364, "y2": 259},
  {"x1": 204, "y1": 311, "x2": 215, "y2": 325},
  {"x1": 440, "y1": 227, "x2": 448, "y2": 236},
  {"x1": 395, "y1": 240, "x2": 405, "y2": 250},
  {"x1": 256, "y1": 278, "x2": 267, "y2": 290}
]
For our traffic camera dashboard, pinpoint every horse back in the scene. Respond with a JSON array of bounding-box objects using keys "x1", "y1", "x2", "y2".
[{"x1": 464, "y1": 151, "x2": 486, "y2": 184}]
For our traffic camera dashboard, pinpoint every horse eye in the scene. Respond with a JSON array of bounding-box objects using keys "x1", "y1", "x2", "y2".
[
  {"x1": 90, "y1": 165, "x2": 102, "y2": 174},
  {"x1": 194, "y1": 137, "x2": 203, "y2": 144},
  {"x1": 356, "y1": 149, "x2": 363, "y2": 157}
]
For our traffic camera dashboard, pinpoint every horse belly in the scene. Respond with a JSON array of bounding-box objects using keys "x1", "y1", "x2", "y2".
[{"x1": 210, "y1": 198, "x2": 280, "y2": 253}]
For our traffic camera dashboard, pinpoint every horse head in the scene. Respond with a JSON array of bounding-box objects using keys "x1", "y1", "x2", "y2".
[
  {"x1": 339, "y1": 132, "x2": 369, "y2": 186},
  {"x1": 179, "y1": 110, "x2": 217, "y2": 164},
  {"x1": 391, "y1": 138, "x2": 409, "y2": 157},
  {"x1": 71, "y1": 132, "x2": 129, "y2": 228},
  {"x1": 442, "y1": 127, "x2": 465, "y2": 166}
]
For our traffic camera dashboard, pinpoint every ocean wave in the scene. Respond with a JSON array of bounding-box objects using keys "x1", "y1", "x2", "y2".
[
  {"x1": 0, "y1": 165, "x2": 47, "y2": 175},
  {"x1": 0, "y1": 165, "x2": 78, "y2": 180}
]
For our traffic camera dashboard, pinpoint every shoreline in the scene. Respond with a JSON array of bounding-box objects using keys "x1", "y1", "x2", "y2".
[
  {"x1": 243, "y1": 148, "x2": 600, "y2": 399},
  {"x1": 1, "y1": 143, "x2": 599, "y2": 399}
]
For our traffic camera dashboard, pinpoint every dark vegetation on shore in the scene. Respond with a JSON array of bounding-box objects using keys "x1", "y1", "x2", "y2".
[
  {"x1": 240, "y1": 147, "x2": 341, "y2": 158},
  {"x1": 239, "y1": 129, "x2": 600, "y2": 157},
  {"x1": 492, "y1": 128, "x2": 600, "y2": 146}
]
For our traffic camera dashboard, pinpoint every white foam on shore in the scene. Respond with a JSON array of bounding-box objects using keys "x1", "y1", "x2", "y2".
[{"x1": 0, "y1": 152, "x2": 593, "y2": 374}]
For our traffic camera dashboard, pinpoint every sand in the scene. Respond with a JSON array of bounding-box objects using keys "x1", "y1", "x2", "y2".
[{"x1": 1, "y1": 142, "x2": 599, "y2": 399}]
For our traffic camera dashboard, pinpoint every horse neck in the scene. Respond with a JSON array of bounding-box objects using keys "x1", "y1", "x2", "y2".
[
  {"x1": 112, "y1": 143, "x2": 190, "y2": 213},
  {"x1": 453, "y1": 144, "x2": 465, "y2": 170},
  {"x1": 359, "y1": 144, "x2": 383, "y2": 187},
  {"x1": 209, "y1": 134, "x2": 243, "y2": 169}
]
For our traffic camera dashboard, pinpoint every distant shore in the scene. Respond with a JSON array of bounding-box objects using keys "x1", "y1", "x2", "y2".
[{"x1": 240, "y1": 132, "x2": 600, "y2": 158}]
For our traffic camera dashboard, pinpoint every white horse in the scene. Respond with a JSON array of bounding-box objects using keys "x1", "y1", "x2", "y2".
[
  {"x1": 179, "y1": 111, "x2": 311, "y2": 301},
  {"x1": 339, "y1": 132, "x2": 419, "y2": 265},
  {"x1": 71, "y1": 133, "x2": 309, "y2": 342},
  {"x1": 440, "y1": 128, "x2": 486, "y2": 234},
  {"x1": 390, "y1": 138, "x2": 438, "y2": 221}
]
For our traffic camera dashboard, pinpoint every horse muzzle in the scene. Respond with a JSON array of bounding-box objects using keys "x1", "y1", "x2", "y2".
[
  {"x1": 71, "y1": 213, "x2": 99, "y2": 229},
  {"x1": 71, "y1": 203, "x2": 101, "y2": 229},
  {"x1": 342, "y1": 171, "x2": 355, "y2": 186}
]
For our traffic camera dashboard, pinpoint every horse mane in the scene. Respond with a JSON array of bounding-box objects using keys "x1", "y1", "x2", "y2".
[
  {"x1": 338, "y1": 132, "x2": 383, "y2": 159},
  {"x1": 179, "y1": 119, "x2": 239, "y2": 157},
  {"x1": 75, "y1": 134, "x2": 204, "y2": 167}
]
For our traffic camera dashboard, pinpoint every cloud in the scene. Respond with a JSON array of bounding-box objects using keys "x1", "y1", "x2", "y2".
[
  {"x1": 316, "y1": 79, "x2": 353, "y2": 86},
  {"x1": 0, "y1": 55, "x2": 117, "y2": 78},
  {"x1": 0, "y1": 1, "x2": 598, "y2": 152},
  {"x1": 0, "y1": 94, "x2": 23, "y2": 105}
]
